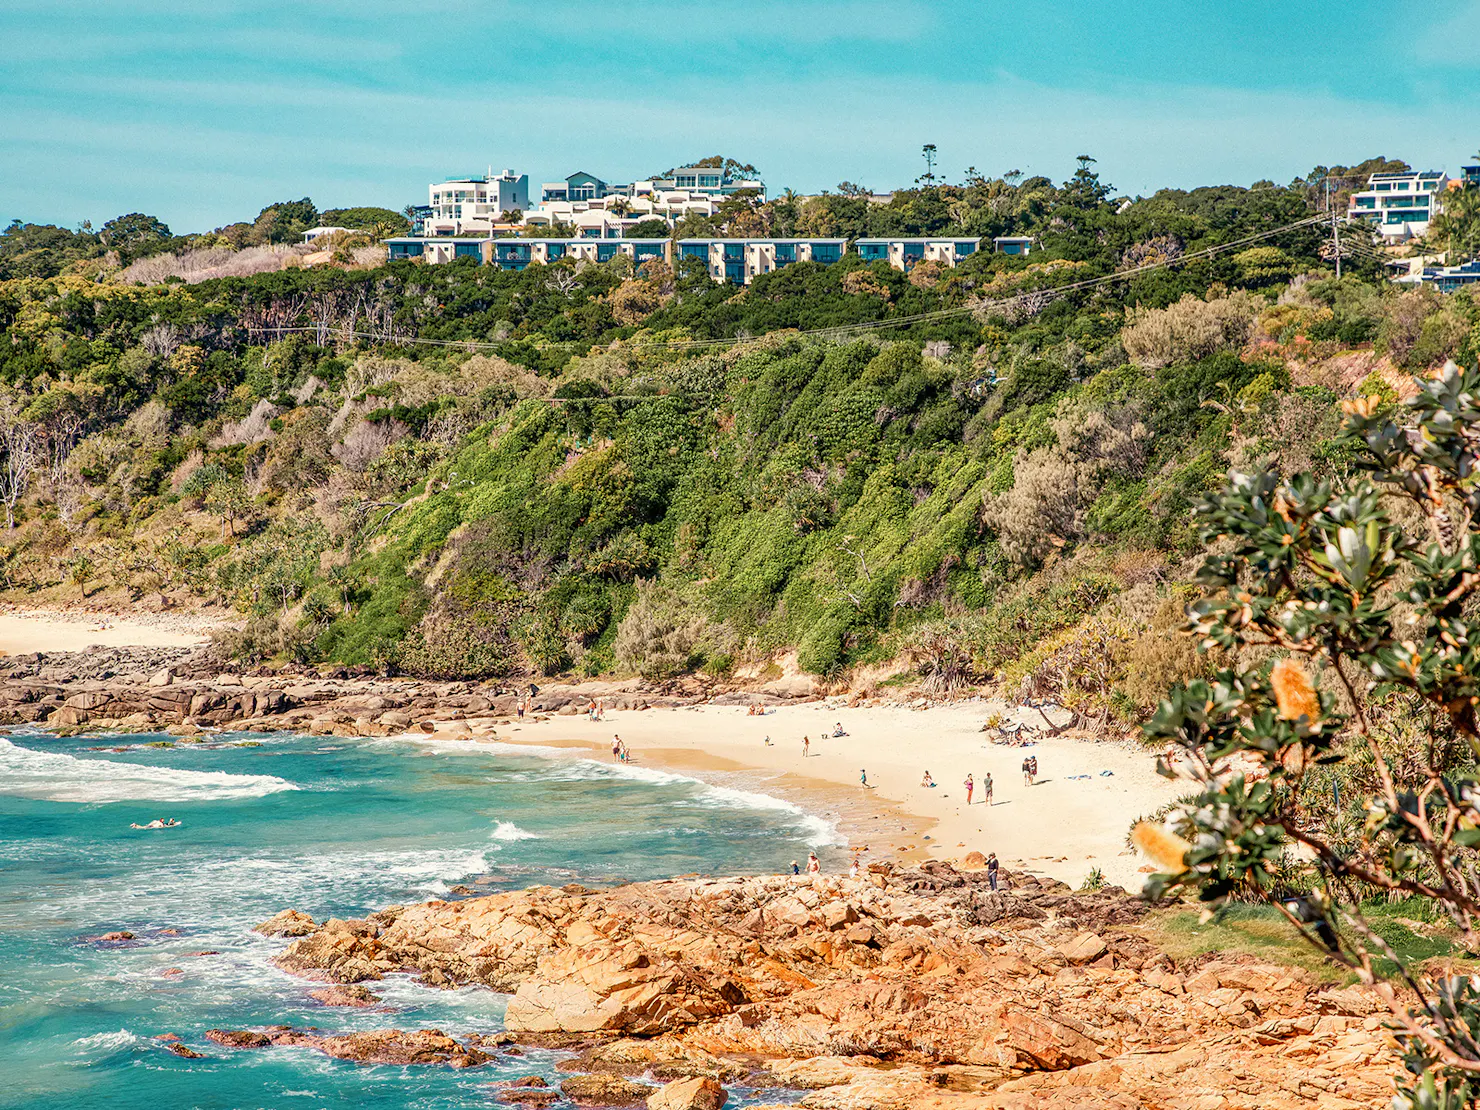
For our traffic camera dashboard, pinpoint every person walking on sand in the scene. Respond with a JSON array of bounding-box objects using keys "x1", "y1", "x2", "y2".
[
  {"x1": 803, "y1": 735, "x2": 810, "y2": 758},
  {"x1": 983, "y1": 772, "x2": 994, "y2": 806},
  {"x1": 860, "y1": 768, "x2": 870, "y2": 788},
  {"x1": 790, "y1": 860, "x2": 800, "y2": 875},
  {"x1": 987, "y1": 852, "x2": 999, "y2": 891},
  {"x1": 964, "y1": 773, "x2": 974, "y2": 805},
  {"x1": 1021, "y1": 756, "x2": 1031, "y2": 787},
  {"x1": 806, "y1": 852, "x2": 821, "y2": 874},
  {"x1": 1028, "y1": 755, "x2": 1038, "y2": 785},
  {"x1": 612, "y1": 735, "x2": 622, "y2": 759}
]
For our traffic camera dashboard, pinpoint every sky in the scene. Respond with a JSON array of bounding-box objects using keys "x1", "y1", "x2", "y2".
[{"x1": 2, "y1": 0, "x2": 1478, "y2": 233}]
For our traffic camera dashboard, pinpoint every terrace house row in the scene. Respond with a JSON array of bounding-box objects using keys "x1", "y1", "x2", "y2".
[{"x1": 385, "y1": 236, "x2": 1005, "y2": 284}]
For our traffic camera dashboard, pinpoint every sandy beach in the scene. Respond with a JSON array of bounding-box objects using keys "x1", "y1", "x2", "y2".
[
  {"x1": 499, "y1": 700, "x2": 1183, "y2": 891},
  {"x1": 0, "y1": 607, "x2": 223, "y2": 655}
]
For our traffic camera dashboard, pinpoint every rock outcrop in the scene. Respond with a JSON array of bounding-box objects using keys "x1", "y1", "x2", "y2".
[
  {"x1": 0, "y1": 646, "x2": 829, "y2": 735},
  {"x1": 258, "y1": 863, "x2": 1397, "y2": 1108}
]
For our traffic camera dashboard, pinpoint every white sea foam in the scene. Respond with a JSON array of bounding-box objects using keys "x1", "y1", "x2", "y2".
[
  {"x1": 71, "y1": 1029, "x2": 144, "y2": 1055},
  {"x1": 0, "y1": 738, "x2": 300, "y2": 803},
  {"x1": 491, "y1": 820, "x2": 541, "y2": 841},
  {"x1": 373, "y1": 734, "x2": 846, "y2": 849}
]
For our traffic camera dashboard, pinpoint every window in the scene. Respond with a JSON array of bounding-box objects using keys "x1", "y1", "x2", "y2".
[
  {"x1": 700, "y1": 175, "x2": 721, "y2": 188},
  {"x1": 812, "y1": 243, "x2": 842, "y2": 264}
]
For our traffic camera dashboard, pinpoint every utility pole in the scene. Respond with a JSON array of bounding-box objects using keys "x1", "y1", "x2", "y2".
[{"x1": 1332, "y1": 206, "x2": 1342, "y2": 279}]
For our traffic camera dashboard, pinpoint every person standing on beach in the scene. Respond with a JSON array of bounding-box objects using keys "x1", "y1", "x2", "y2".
[
  {"x1": 987, "y1": 852, "x2": 999, "y2": 891},
  {"x1": 983, "y1": 772, "x2": 994, "y2": 806},
  {"x1": 964, "y1": 773, "x2": 974, "y2": 805},
  {"x1": 612, "y1": 736, "x2": 622, "y2": 759},
  {"x1": 803, "y1": 736, "x2": 810, "y2": 758},
  {"x1": 790, "y1": 860, "x2": 800, "y2": 875},
  {"x1": 806, "y1": 852, "x2": 821, "y2": 874},
  {"x1": 1021, "y1": 756, "x2": 1031, "y2": 786},
  {"x1": 1028, "y1": 756, "x2": 1038, "y2": 785}
]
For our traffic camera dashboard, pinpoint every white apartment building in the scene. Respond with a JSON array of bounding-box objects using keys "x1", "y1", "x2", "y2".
[
  {"x1": 523, "y1": 188, "x2": 729, "y2": 236},
  {"x1": 855, "y1": 238, "x2": 981, "y2": 270},
  {"x1": 423, "y1": 170, "x2": 531, "y2": 236},
  {"x1": 1347, "y1": 171, "x2": 1447, "y2": 242}
]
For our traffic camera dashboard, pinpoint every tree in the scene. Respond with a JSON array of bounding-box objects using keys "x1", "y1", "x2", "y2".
[
  {"x1": 319, "y1": 206, "x2": 411, "y2": 235},
  {"x1": 204, "y1": 477, "x2": 252, "y2": 538},
  {"x1": 918, "y1": 144, "x2": 938, "y2": 186},
  {"x1": 625, "y1": 218, "x2": 671, "y2": 239},
  {"x1": 1141, "y1": 360, "x2": 1480, "y2": 1109},
  {"x1": 0, "y1": 397, "x2": 37, "y2": 532},
  {"x1": 99, "y1": 213, "x2": 171, "y2": 247}
]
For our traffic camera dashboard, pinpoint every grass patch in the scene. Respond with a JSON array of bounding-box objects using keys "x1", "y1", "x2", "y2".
[{"x1": 1141, "y1": 900, "x2": 1473, "y2": 984}]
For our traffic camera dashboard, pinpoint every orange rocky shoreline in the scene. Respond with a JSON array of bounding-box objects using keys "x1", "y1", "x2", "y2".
[{"x1": 222, "y1": 862, "x2": 1398, "y2": 1109}]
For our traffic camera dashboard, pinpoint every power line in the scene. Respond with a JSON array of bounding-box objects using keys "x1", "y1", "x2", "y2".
[{"x1": 245, "y1": 212, "x2": 1335, "y2": 355}]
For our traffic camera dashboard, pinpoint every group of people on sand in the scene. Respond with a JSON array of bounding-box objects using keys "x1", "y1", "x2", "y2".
[
  {"x1": 745, "y1": 704, "x2": 772, "y2": 717},
  {"x1": 587, "y1": 699, "x2": 605, "y2": 722},
  {"x1": 1022, "y1": 755, "x2": 1039, "y2": 786},
  {"x1": 789, "y1": 852, "x2": 822, "y2": 875},
  {"x1": 961, "y1": 772, "x2": 996, "y2": 805},
  {"x1": 610, "y1": 735, "x2": 631, "y2": 762}
]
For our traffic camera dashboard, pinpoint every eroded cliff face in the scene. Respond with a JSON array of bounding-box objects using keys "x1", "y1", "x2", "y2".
[{"x1": 257, "y1": 863, "x2": 1397, "y2": 1108}]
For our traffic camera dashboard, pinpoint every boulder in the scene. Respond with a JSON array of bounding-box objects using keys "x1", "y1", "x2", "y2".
[
  {"x1": 1001, "y1": 1009, "x2": 1101, "y2": 1070},
  {"x1": 308, "y1": 984, "x2": 383, "y2": 1007},
  {"x1": 254, "y1": 909, "x2": 319, "y2": 937},
  {"x1": 206, "y1": 1029, "x2": 271, "y2": 1048},
  {"x1": 646, "y1": 1076, "x2": 726, "y2": 1110},
  {"x1": 821, "y1": 902, "x2": 858, "y2": 930},
  {"x1": 1056, "y1": 932, "x2": 1108, "y2": 966},
  {"x1": 560, "y1": 1073, "x2": 657, "y2": 1104}
]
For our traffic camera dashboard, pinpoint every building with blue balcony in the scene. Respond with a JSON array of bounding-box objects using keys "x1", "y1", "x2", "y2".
[
  {"x1": 994, "y1": 236, "x2": 1033, "y2": 256},
  {"x1": 1347, "y1": 171, "x2": 1447, "y2": 242},
  {"x1": 1418, "y1": 260, "x2": 1480, "y2": 293},
  {"x1": 677, "y1": 238, "x2": 844, "y2": 284},
  {"x1": 1463, "y1": 166, "x2": 1480, "y2": 186},
  {"x1": 486, "y1": 238, "x2": 669, "y2": 271},
  {"x1": 385, "y1": 236, "x2": 670, "y2": 269},
  {"x1": 854, "y1": 238, "x2": 980, "y2": 271},
  {"x1": 385, "y1": 237, "x2": 487, "y2": 264}
]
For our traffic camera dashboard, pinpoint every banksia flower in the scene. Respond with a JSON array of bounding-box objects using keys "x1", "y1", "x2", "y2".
[
  {"x1": 1132, "y1": 822, "x2": 1192, "y2": 874},
  {"x1": 1271, "y1": 657, "x2": 1320, "y2": 723}
]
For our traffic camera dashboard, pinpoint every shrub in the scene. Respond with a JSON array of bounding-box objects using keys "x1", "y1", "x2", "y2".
[
  {"x1": 1121, "y1": 289, "x2": 1263, "y2": 369},
  {"x1": 613, "y1": 579, "x2": 711, "y2": 677}
]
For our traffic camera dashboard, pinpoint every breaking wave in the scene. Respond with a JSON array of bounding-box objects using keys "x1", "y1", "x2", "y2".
[{"x1": 0, "y1": 738, "x2": 300, "y2": 804}]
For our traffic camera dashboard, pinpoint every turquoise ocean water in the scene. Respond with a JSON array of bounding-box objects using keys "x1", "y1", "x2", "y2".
[{"x1": 0, "y1": 729, "x2": 841, "y2": 1108}]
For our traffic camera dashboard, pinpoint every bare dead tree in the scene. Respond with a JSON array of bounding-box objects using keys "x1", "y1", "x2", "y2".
[{"x1": 0, "y1": 403, "x2": 38, "y2": 532}]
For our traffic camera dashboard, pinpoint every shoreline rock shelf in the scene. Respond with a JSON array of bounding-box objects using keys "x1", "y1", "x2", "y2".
[
  {"x1": 0, "y1": 645, "x2": 834, "y2": 735},
  {"x1": 247, "y1": 863, "x2": 1395, "y2": 1108}
]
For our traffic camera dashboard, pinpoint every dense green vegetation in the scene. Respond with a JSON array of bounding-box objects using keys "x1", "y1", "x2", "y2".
[{"x1": 1, "y1": 157, "x2": 1476, "y2": 699}]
